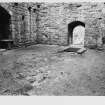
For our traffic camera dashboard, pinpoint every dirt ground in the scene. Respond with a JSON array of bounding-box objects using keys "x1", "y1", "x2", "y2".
[{"x1": 0, "y1": 44, "x2": 105, "y2": 96}]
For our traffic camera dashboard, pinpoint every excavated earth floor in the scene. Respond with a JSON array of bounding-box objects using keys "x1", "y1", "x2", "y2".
[{"x1": 0, "y1": 44, "x2": 105, "y2": 96}]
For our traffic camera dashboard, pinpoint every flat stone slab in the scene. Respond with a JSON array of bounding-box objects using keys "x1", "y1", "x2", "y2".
[
  {"x1": 0, "y1": 49, "x2": 6, "y2": 52},
  {"x1": 58, "y1": 47, "x2": 87, "y2": 55},
  {"x1": 77, "y1": 48, "x2": 87, "y2": 54},
  {"x1": 63, "y1": 47, "x2": 80, "y2": 52}
]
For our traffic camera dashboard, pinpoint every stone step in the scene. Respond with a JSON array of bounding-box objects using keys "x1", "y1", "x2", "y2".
[
  {"x1": 0, "y1": 49, "x2": 6, "y2": 55},
  {"x1": 0, "y1": 49, "x2": 6, "y2": 52}
]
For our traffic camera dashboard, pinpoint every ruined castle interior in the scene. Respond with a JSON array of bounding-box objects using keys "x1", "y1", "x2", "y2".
[{"x1": 0, "y1": 2, "x2": 105, "y2": 96}]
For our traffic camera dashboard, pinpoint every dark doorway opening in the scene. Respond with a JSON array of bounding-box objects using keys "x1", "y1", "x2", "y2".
[
  {"x1": 0, "y1": 6, "x2": 11, "y2": 49},
  {"x1": 68, "y1": 21, "x2": 85, "y2": 45}
]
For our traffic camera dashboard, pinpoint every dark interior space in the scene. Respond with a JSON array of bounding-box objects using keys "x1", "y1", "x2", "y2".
[
  {"x1": 0, "y1": 6, "x2": 11, "y2": 49},
  {"x1": 102, "y1": 36, "x2": 105, "y2": 44},
  {"x1": 68, "y1": 21, "x2": 85, "y2": 45}
]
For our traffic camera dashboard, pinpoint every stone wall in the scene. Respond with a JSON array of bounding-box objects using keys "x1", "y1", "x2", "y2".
[
  {"x1": 0, "y1": 2, "x2": 105, "y2": 47},
  {"x1": 37, "y1": 2, "x2": 105, "y2": 46},
  {"x1": 0, "y1": 3, "x2": 37, "y2": 46}
]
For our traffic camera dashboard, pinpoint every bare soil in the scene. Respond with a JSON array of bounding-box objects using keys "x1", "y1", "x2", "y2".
[{"x1": 0, "y1": 44, "x2": 105, "y2": 96}]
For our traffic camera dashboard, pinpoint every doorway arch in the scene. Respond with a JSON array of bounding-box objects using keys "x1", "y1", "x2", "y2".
[
  {"x1": 68, "y1": 21, "x2": 85, "y2": 47},
  {"x1": 0, "y1": 6, "x2": 11, "y2": 48}
]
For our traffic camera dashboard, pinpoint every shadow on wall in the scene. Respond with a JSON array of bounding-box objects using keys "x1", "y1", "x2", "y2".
[{"x1": 68, "y1": 21, "x2": 85, "y2": 45}]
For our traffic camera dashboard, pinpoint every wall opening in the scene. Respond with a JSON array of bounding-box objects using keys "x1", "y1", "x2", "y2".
[
  {"x1": 68, "y1": 21, "x2": 85, "y2": 47},
  {"x1": 0, "y1": 6, "x2": 11, "y2": 49},
  {"x1": 102, "y1": 36, "x2": 105, "y2": 44}
]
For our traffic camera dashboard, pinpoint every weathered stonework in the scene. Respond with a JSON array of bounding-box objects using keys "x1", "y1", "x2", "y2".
[
  {"x1": 37, "y1": 2, "x2": 105, "y2": 46},
  {"x1": 0, "y1": 3, "x2": 37, "y2": 46},
  {"x1": 0, "y1": 2, "x2": 105, "y2": 47}
]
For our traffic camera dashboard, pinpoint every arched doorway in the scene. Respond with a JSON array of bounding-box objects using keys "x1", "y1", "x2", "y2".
[
  {"x1": 0, "y1": 6, "x2": 11, "y2": 49},
  {"x1": 68, "y1": 21, "x2": 85, "y2": 47}
]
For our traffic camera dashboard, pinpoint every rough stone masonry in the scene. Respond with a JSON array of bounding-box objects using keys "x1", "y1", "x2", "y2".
[{"x1": 0, "y1": 2, "x2": 105, "y2": 47}]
